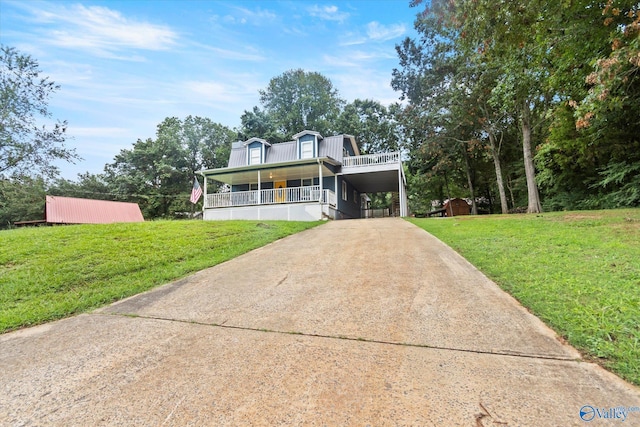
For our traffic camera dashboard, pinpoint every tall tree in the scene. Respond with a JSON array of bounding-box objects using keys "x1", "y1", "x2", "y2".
[
  {"x1": 0, "y1": 45, "x2": 78, "y2": 178},
  {"x1": 239, "y1": 106, "x2": 285, "y2": 142},
  {"x1": 336, "y1": 99, "x2": 401, "y2": 154},
  {"x1": 259, "y1": 69, "x2": 345, "y2": 138},
  {"x1": 393, "y1": 7, "x2": 486, "y2": 213},
  {"x1": 103, "y1": 117, "x2": 235, "y2": 218}
]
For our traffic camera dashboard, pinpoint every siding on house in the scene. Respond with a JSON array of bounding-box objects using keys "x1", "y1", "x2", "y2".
[{"x1": 335, "y1": 176, "x2": 361, "y2": 219}]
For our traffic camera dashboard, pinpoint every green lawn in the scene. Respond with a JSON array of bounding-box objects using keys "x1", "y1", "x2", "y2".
[
  {"x1": 0, "y1": 220, "x2": 320, "y2": 333},
  {"x1": 409, "y1": 209, "x2": 640, "y2": 386}
]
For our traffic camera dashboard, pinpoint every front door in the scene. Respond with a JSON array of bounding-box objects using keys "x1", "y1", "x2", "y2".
[{"x1": 275, "y1": 180, "x2": 286, "y2": 203}]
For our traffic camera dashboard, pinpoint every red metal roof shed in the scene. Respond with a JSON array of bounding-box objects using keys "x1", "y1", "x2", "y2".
[{"x1": 45, "y1": 195, "x2": 144, "y2": 224}]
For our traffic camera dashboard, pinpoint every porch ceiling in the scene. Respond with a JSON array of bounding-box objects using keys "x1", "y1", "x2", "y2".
[
  {"x1": 345, "y1": 169, "x2": 401, "y2": 193},
  {"x1": 205, "y1": 163, "x2": 335, "y2": 185}
]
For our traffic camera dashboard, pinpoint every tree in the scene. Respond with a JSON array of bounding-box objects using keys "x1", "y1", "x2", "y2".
[
  {"x1": 239, "y1": 106, "x2": 285, "y2": 142},
  {"x1": 336, "y1": 99, "x2": 401, "y2": 154},
  {"x1": 103, "y1": 117, "x2": 235, "y2": 218},
  {"x1": 259, "y1": 69, "x2": 345, "y2": 138},
  {"x1": 392, "y1": 8, "x2": 489, "y2": 214},
  {"x1": 0, "y1": 45, "x2": 78, "y2": 178},
  {"x1": 48, "y1": 173, "x2": 113, "y2": 201},
  {"x1": 0, "y1": 175, "x2": 46, "y2": 227}
]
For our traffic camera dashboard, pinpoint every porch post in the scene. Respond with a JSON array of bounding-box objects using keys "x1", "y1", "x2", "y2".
[
  {"x1": 318, "y1": 160, "x2": 323, "y2": 202},
  {"x1": 257, "y1": 170, "x2": 261, "y2": 204},
  {"x1": 203, "y1": 176, "x2": 207, "y2": 209}
]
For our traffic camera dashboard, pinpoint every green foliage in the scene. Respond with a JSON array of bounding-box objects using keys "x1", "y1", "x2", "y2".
[
  {"x1": 239, "y1": 106, "x2": 286, "y2": 143},
  {"x1": 259, "y1": 69, "x2": 345, "y2": 139},
  {"x1": 0, "y1": 45, "x2": 79, "y2": 178},
  {"x1": 0, "y1": 220, "x2": 320, "y2": 333},
  {"x1": 103, "y1": 116, "x2": 236, "y2": 218},
  {"x1": 0, "y1": 175, "x2": 46, "y2": 227},
  {"x1": 409, "y1": 209, "x2": 640, "y2": 385},
  {"x1": 400, "y1": 0, "x2": 640, "y2": 212},
  {"x1": 336, "y1": 99, "x2": 401, "y2": 154},
  {"x1": 48, "y1": 172, "x2": 113, "y2": 201}
]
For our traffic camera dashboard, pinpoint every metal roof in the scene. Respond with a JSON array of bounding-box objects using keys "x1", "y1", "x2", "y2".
[
  {"x1": 227, "y1": 134, "x2": 352, "y2": 169},
  {"x1": 265, "y1": 140, "x2": 296, "y2": 163},
  {"x1": 319, "y1": 135, "x2": 344, "y2": 161},
  {"x1": 228, "y1": 149, "x2": 245, "y2": 167},
  {"x1": 45, "y1": 196, "x2": 144, "y2": 224}
]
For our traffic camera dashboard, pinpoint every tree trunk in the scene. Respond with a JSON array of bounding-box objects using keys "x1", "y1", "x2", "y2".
[
  {"x1": 521, "y1": 102, "x2": 542, "y2": 213},
  {"x1": 461, "y1": 144, "x2": 478, "y2": 215},
  {"x1": 444, "y1": 170, "x2": 453, "y2": 216},
  {"x1": 507, "y1": 176, "x2": 516, "y2": 209},
  {"x1": 488, "y1": 132, "x2": 509, "y2": 214}
]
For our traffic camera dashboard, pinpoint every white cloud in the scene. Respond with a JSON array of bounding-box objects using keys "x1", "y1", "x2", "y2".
[
  {"x1": 16, "y1": 3, "x2": 179, "y2": 57},
  {"x1": 308, "y1": 5, "x2": 349, "y2": 22},
  {"x1": 333, "y1": 70, "x2": 400, "y2": 106},
  {"x1": 323, "y1": 48, "x2": 396, "y2": 67},
  {"x1": 366, "y1": 21, "x2": 406, "y2": 41},
  {"x1": 214, "y1": 6, "x2": 277, "y2": 26},
  {"x1": 68, "y1": 127, "x2": 131, "y2": 138},
  {"x1": 192, "y1": 43, "x2": 266, "y2": 62}
]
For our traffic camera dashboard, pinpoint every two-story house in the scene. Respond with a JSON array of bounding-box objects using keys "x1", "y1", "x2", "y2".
[{"x1": 197, "y1": 130, "x2": 407, "y2": 221}]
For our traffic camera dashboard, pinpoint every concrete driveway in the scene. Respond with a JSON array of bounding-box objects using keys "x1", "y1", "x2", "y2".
[{"x1": 1, "y1": 218, "x2": 639, "y2": 426}]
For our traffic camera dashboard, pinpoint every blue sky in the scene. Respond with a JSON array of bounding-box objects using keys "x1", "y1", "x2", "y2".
[{"x1": 0, "y1": 0, "x2": 420, "y2": 179}]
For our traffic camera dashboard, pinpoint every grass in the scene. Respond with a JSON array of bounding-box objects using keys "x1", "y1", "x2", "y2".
[
  {"x1": 0, "y1": 220, "x2": 320, "y2": 333},
  {"x1": 409, "y1": 209, "x2": 640, "y2": 386}
]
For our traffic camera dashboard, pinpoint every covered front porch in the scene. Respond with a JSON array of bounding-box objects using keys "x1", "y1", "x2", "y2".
[
  {"x1": 205, "y1": 185, "x2": 336, "y2": 208},
  {"x1": 200, "y1": 158, "x2": 339, "y2": 221},
  {"x1": 198, "y1": 152, "x2": 408, "y2": 221}
]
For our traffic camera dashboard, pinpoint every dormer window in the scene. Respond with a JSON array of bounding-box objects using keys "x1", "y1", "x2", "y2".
[
  {"x1": 249, "y1": 147, "x2": 261, "y2": 165},
  {"x1": 293, "y1": 130, "x2": 323, "y2": 160},
  {"x1": 243, "y1": 137, "x2": 271, "y2": 165},
  {"x1": 301, "y1": 140, "x2": 313, "y2": 159}
]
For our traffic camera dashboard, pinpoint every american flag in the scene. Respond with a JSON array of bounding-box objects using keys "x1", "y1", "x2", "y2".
[{"x1": 190, "y1": 178, "x2": 202, "y2": 204}]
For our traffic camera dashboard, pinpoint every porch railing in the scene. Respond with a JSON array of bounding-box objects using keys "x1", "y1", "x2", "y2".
[
  {"x1": 205, "y1": 185, "x2": 336, "y2": 209},
  {"x1": 342, "y1": 152, "x2": 400, "y2": 167}
]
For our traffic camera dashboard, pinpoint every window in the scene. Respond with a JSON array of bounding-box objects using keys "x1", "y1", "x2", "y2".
[
  {"x1": 354, "y1": 190, "x2": 358, "y2": 204},
  {"x1": 302, "y1": 178, "x2": 313, "y2": 186},
  {"x1": 249, "y1": 147, "x2": 261, "y2": 165},
  {"x1": 301, "y1": 141, "x2": 313, "y2": 159},
  {"x1": 342, "y1": 180, "x2": 348, "y2": 201}
]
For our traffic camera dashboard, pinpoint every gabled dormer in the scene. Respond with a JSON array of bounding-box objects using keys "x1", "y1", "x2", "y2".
[
  {"x1": 293, "y1": 130, "x2": 323, "y2": 160},
  {"x1": 243, "y1": 137, "x2": 271, "y2": 165}
]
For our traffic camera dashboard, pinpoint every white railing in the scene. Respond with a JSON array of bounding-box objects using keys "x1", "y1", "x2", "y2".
[
  {"x1": 342, "y1": 152, "x2": 400, "y2": 168},
  {"x1": 205, "y1": 186, "x2": 336, "y2": 209}
]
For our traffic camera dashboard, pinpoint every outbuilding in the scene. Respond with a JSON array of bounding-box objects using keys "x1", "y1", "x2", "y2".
[
  {"x1": 15, "y1": 196, "x2": 144, "y2": 226},
  {"x1": 443, "y1": 198, "x2": 471, "y2": 217}
]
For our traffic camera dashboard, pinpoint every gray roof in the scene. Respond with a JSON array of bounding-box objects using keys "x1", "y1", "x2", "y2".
[
  {"x1": 265, "y1": 140, "x2": 297, "y2": 163},
  {"x1": 227, "y1": 134, "x2": 351, "y2": 168},
  {"x1": 228, "y1": 148, "x2": 246, "y2": 167},
  {"x1": 319, "y1": 135, "x2": 344, "y2": 161}
]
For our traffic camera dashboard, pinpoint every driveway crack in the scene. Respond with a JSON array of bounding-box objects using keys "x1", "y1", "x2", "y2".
[{"x1": 98, "y1": 312, "x2": 582, "y2": 363}]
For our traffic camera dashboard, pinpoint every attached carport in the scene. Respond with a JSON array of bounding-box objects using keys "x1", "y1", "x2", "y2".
[{"x1": 341, "y1": 163, "x2": 408, "y2": 217}]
